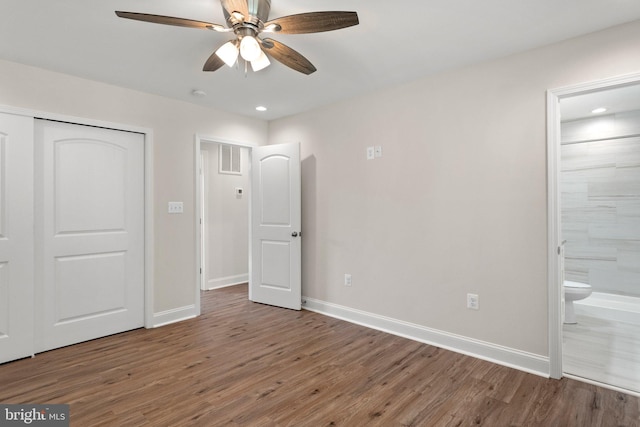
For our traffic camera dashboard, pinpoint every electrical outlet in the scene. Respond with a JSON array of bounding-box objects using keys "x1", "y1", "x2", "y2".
[
  {"x1": 467, "y1": 293, "x2": 479, "y2": 310},
  {"x1": 366, "y1": 146, "x2": 375, "y2": 160},
  {"x1": 344, "y1": 274, "x2": 352, "y2": 287}
]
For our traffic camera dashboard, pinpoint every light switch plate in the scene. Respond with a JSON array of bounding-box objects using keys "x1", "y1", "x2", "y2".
[
  {"x1": 168, "y1": 201, "x2": 184, "y2": 214},
  {"x1": 375, "y1": 146, "x2": 383, "y2": 158}
]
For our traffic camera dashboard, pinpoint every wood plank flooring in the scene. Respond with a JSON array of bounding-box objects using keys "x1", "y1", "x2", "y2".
[{"x1": 1, "y1": 284, "x2": 639, "y2": 426}]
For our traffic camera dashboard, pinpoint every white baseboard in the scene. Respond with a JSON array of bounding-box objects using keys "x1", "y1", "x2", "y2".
[
  {"x1": 302, "y1": 296, "x2": 550, "y2": 378},
  {"x1": 206, "y1": 274, "x2": 248, "y2": 290},
  {"x1": 152, "y1": 304, "x2": 197, "y2": 328}
]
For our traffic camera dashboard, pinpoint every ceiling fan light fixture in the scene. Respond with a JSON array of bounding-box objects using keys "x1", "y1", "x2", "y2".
[
  {"x1": 215, "y1": 41, "x2": 239, "y2": 67},
  {"x1": 207, "y1": 24, "x2": 227, "y2": 32},
  {"x1": 263, "y1": 23, "x2": 281, "y2": 33},
  {"x1": 251, "y1": 50, "x2": 271, "y2": 72},
  {"x1": 240, "y1": 35, "x2": 262, "y2": 62}
]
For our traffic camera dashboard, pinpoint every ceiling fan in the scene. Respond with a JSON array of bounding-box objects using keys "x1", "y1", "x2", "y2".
[{"x1": 115, "y1": 0, "x2": 359, "y2": 75}]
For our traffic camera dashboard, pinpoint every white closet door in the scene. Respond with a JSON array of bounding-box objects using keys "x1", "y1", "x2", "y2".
[
  {"x1": 0, "y1": 113, "x2": 34, "y2": 364},
  {"x1": 35, "y1": 120, "x2": 144, "y2": 352}
]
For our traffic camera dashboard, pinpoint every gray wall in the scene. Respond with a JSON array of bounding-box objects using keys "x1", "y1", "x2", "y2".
[
  {"x1": 561, "y1": 110, "x2": 640, "y2": 297},
  {"x1": 269, "y1": 19, "x2": 640, "y2": 357}
]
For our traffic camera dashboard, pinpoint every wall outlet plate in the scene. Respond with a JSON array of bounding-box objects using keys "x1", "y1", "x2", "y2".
[
  {"x1": 467, "y1": 293, "x2": 479, "y2": 310},
  {"x1": 344, "y1": 273, "x2": 352, "y2": 286},
  {"x1": 366, "y1": 146, "x2": 375, "y2": 160}
]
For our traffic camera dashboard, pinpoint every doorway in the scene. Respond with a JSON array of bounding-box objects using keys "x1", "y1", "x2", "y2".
[
  {"x1": 199, "y1": 140, "x2": 251, "y2": 291},
  {"x1": 547, "y1": 73, "x2": 640, "y2": 396},
  {"x1": 195, "y1": 136, "x2": 255, "y2": 313},
  {"x1": 194, "y1": 137, "x2": 303, "y2": 312}
]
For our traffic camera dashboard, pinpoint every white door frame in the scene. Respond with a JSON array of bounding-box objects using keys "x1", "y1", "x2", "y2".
[
  {"x1": 546, "y1": 72, "x2": 640, "y2": 379},
  {"x1": 199, "y1": 152, "x2": 206, "y2": 292},
  {"x1": 0, "y1": 104, "x2": 155, "y2": 328},
  {"x1": 194, "y1": 135, "x2": 257, "y2": 312}
]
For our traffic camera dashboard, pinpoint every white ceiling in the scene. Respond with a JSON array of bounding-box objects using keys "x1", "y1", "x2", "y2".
[
  {"x1": 2, "y1": 1, "x2": 640, "y2": 121},
  {"x1": 561, "y1": 83, "x2": 640, "y2": 121}
]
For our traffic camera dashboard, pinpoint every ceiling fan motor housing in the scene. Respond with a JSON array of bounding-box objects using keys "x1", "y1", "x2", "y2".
[
  {"x1": 223, "y1": 0, "x2": 271, "y2": 26},
  {"x1": 249, "y1": 0, "x2": 271, "y2": 22}
]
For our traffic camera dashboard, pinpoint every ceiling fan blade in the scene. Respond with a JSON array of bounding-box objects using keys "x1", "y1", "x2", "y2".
[
  {"x1": 264, "y1": 11, "x2": 359, "y2": 34},
  {"x1": 115, "y1": 11, "x2": 227, "y2": 31},
  {"x1": 261, "y1": 38, "x2": 316, "y2": 75},
  {"x1": 221, "y1": 0, "x2": 249, "y2": 20},
  {"x1": 203, "y1": 49, "x2": 227, "y2": 72}
]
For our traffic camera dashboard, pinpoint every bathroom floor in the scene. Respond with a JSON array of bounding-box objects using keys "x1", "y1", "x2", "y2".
[{"x1": 563, "y1": 313, "x2": 640, "y2": 395}]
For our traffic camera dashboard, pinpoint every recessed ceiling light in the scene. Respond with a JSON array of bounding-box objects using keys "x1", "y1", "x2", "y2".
[
  {"x1": 591, "y1": 107, "x2": 607, "y2": 114},
  {"x1": 256, "y1": 106, "x2": 267, "y2": 112},
  {"x1": 192, "y1": 89, "x2": 207, "y2": 97}
]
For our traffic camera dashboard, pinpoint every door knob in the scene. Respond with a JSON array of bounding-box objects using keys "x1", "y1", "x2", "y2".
[{"x1": 291, "y1": 231, "x2": 299, "y2": 237}]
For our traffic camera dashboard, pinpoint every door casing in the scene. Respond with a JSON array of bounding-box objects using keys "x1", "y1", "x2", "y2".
[{"x1": 546, "y1": 72, "x2": 640, "y2": 379}]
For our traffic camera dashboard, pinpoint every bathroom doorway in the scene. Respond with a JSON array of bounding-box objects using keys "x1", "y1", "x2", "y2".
[{"x1": 548, "y1": 74, "x2": 640, "y2": 396}]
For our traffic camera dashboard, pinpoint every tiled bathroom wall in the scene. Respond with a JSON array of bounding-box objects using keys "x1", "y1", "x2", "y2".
[{"x1": 561, "y1": 110, "x2": 640, "y2": 297}]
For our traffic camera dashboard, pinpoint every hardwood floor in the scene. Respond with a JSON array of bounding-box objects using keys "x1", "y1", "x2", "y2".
[{"x1": 1, "y1": 284, "x2": 639, "y2": 426}]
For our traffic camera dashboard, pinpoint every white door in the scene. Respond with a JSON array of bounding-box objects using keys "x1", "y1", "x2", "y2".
[
  {"x1": 34, "y1": 120, "x2": 144, "y2": 352},
  {"x1": 0, "y1": 113, "x2": 34, "y2": 364},
  {"x1": 250, "y1": 143, "x2": 301, "y2": 310}
]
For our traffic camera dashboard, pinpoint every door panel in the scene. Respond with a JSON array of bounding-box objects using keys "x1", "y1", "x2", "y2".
[
  {"x1": 261, "y1": 241, "x2": 291, "y2": 289},
  {"x1": 35, "y1": 120, "x2": 144, "y2": 352},
  {"x1": 250, "y1": 143, "x2": 301, "y2": 310},
  {"x1": 54, "y1": 140, "x2": 127, "y2": 233},
  {"x1": 0, "y1": 113, "x2": 34, "y2": 364},
  {"x1": 55, "y1": 251, "x2": 127, "y2": 321},
  {"x1": 260, "y1": 156, "x2": 292, "y2": 225}
]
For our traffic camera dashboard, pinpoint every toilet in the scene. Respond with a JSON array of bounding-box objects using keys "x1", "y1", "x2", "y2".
[{"x1": 564, "y1": 280, "x2": 592, "y2": 324}]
